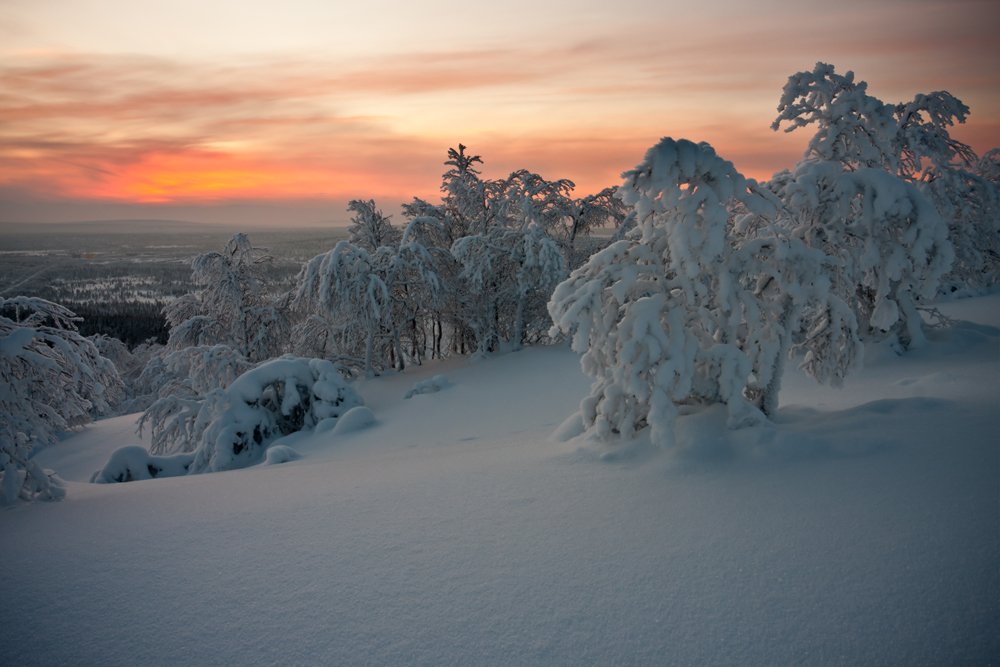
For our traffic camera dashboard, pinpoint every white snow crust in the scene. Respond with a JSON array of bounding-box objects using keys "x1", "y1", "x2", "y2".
[{"x1": 3, "y1": 294, "x2": 998, "y2": 665}]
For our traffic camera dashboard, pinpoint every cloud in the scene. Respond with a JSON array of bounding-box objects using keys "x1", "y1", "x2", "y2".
[{"x1": 1, "y1": 5, "x2": 998, "y2": 216}]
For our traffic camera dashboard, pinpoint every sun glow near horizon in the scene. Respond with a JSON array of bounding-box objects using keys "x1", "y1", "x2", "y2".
[{"x1": 1, "y1": 0, "x2": 998, "y2": 224}]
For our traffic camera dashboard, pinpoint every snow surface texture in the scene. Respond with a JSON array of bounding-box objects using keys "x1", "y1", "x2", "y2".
[
  {"x1": 4, "y1": 295, "x2": 999, "y2": 665},
  {"x1": 404, "y1": 373, "x2": 450, "y2": 399}
]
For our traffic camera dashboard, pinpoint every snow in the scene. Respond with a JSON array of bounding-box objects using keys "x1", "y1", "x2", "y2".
[
  {"x1": 404, "y1": 373, "x2": 450, "y2": 399},
  {"x1": 89, "y1": 445, "x2": 193, "y2": 483},
  {"x1": 263, "y1": 444, "x2": 301, "y2": 465},
  {"x1": 3, "y1": 294, "x2": 999, "y2": 665},
  {"x1": 330, "y1": 405, "x2": 375, "y2": 434}
]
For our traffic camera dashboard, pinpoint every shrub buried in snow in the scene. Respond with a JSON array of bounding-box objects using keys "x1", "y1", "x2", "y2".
[{"x1": 95, "y1": 356, "x2": 363, "y2": 480}]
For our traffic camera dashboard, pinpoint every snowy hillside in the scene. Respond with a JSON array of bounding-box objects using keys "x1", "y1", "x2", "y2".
[{"x1": 4, "y1": 294, "x2": 999, "y2": 665}]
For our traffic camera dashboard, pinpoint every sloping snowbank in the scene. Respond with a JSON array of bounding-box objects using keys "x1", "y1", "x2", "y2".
[{"x1": 3, "y1": 296, "x2": 998, "y2": 665}]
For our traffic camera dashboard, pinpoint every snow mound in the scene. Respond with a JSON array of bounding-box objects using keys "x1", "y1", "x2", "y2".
[
  {"x1": 264, "y1": 445, "x2": 302, "y2": 465},
  {"x1": 90, "y1": 445, "x2": 194, "y2": 483},
  {"x1": 331, "y1": 406, "x2": 375, "y2": 434},
  {"x1": 404, "y1": 374, "x2": 450, "y2": 399},
  {"x1": 549, "y1": 411, "x2": 584, "y2": 442}
]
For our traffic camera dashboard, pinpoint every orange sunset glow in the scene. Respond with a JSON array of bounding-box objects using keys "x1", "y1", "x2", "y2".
[{"x1": 1, "y1": 0, "x2": 999, "y2": 226}]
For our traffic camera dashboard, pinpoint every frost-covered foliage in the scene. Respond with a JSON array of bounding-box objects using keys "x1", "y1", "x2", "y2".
[
  {"x1": 89, "y1": 335, "x2": 164, "y2": 414},
  {"x1": 425, "y1": 148, "x2": 581, "y2": 353},
  {"x1": 165, "y1": 233, "x2": 288, "y2": 362},
  {"x1": 188, "y1": 357, "x2": 362, "y2": 473},
  {"x1": 549, "y1": 139, "x2": 860, "y2": 448},
  {"x1": 347, "y1": 199, "x2": 401, "y2": 252},
  {"x1": 918, "y1": 165, "x2": 1000, "y2": 294},
  {"x1": 385, "y1": 233, "x2": 448, "y2": 366},
  {"x1": 770, "y1": 162, "x2": 951, "y2": 348},
  {"x1": 772, "y1": 63, "x2": 959, "y2": 346},
  {"x1": 392, "y1": 212, "x2": 463, "y2": 358},
  {"x1": 293, "y1": 241, "x2": 391, "y2": 377},
  {"x1": 892, "y1": 91, "x2": 999, "y2": 293},
  {"x1": 89, "y1": 334, "x2": 140, "y2": 386},
  {"x1": 289, "y1": 146, "x2": 603, "y2": 367},
  {"x1": 494, "y1": 169, "x2": 575, "y2": 235},
  {"x1": 893, "y1": 91, "x2": 975, "y2": 179},
  {"x1": 442, "y1": 144, "x2": 494, "y2": 237},
  {"x1": 139, "y1": 345, "x2": 254, "y2": 454},
  {"x1": 100, "y1": 356, "x2": 362, "y2": 479},
  {"x1": 1, "y1": 297, "x2": 122, "y2": 502},
  {"x1": 293, "y1": 210, "x2": 451, "y2": 374},
  {"x1": 977, "y1": 148, "x2": 1000, "y2": 183},
  {"x1": 773, "y1": 62, "x2": 898, "y2": 170},
  {"x1": 146, "y1": 232, "x2": 291, "y2": 458},
  {"x1": 559, "y1": 187, "x2": 630, "y2": 267},
  {"x1": 453, "y1": 223, "x2": 566, "y2": 354}
]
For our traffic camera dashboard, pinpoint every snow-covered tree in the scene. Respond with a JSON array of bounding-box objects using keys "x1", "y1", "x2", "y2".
[
  {"x1": 441, "y1": 144, "x2": 496, "y2": 237},
  {"x1": 1, "y1": 297, "x2": 122, "y2": 502},
  {"x1": 495, "y1": 169, "x2": 575, "y2": 232},
  {"x1": 394, "y1": 145, "x2": 616, "y2": 357},
  {"x1": 87, "y1": 334, "x2": 166, "y2": 414},
  {"x1": 295, "y1": 207, "x2": 451, "y2": 372},
  {"x1": 347, "y1": 199, "x2": 400, "y2": 252},
  {"x1": 138, "y1": 345, "x2": 253, "y2": 454},
  {"x1": 293, "y1": 241, "x2": 390, "y2": 377},
  {"x1": 891, "y1": 92, "x2": 999, "y2": 294},
  {"x1": 559, "y1": 187, "x2": 630, "y2": 268},
  {"x1": 919, "y1": 164, "x2": 1000, "y2": 294},
  {"x1": 770, "y1": 161, "x2": 951, "y2": 348},
  {"x1": 453, "y1": 223, "x2": 566, "y2": 354},
  {"x1": 977, "y1": 148, "x2": 1000, "y2": 183},
  {"x1": 396, "y1": 213, "x2": 463, "y2": 358},
  {"x1": 103, "y1": 338, "x2": 165, "y2": 414},
  {"x1": 893, "y1": 91, "x2": 975, "y2": 180},
  {"x1": 772, "y1": 63, "x2": 955, "y2": 347},
  {"x1": 507, "y1": 223, "x2": 567, "y2": 348},
  {"x1": 380, "y1": 234, "x2": 446, "y2": 367},
  {"x1": 549, "y1": 138, "x2": 859, "y2": 448},
  {"x1": 139, "y1": 234, "x2": 290, "y2": 448},
  {"x1": 165, "y1": 233, "x2": 288, "y2": 362},
  {"x1": 772, "y1": 62, "x2": 898, "y2": 171}
]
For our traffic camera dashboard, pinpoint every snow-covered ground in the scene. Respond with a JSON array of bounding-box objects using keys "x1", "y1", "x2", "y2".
[{"x1": 4, "y1": 295, "x2": 999, "y2": 665}]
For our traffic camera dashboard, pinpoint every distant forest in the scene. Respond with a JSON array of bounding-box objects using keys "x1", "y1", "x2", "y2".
[
  {"x1": 0, "y1": 225, "x2": 345, "y2": 348},
  {"x1": 70, "y1": 300, "x2": 169, "y2": 346}
]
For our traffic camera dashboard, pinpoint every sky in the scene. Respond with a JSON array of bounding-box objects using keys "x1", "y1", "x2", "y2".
[{"x1": 1, "y1": 0, "x2": 998, "y2": 226}]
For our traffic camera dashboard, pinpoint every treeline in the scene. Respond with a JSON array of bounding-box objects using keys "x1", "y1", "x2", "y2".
[{"x1": 70, "y1": 301, "x2": 169, "y2": 347}]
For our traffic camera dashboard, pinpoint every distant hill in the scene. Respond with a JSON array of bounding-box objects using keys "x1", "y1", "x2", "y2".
[
  {"x1": 0, "y1": 219, "x2": 230, "y2": 235},
  {"x1": 0, "y1": 219, "x2": 348, "y2": 236}
]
